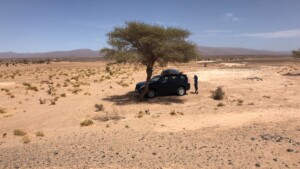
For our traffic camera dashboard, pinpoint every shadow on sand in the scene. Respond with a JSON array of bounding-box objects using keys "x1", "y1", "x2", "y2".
[{"x1": 102, "y1": 91, "x2": 186, "y2": 105}]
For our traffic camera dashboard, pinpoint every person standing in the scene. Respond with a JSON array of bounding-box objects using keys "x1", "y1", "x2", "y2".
[{"x1": 194, "y1": 75, "x2": 198, "y2": 94}]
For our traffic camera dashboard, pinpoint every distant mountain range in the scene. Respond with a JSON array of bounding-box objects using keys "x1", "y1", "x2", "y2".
[
  {"x1": 0, "y1": 47, "x2": 291, "y2": 59},
  {"x1": 0, "y1": 49, "x2": 100, "y2": 59},
  {"x1": 197, "y1": 46, "x2": 290, "y2": 56}
]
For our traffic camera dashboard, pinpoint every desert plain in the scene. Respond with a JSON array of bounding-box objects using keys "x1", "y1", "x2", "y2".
[{"x1": 0, "y1": 58, "x2": 299, "y2": 168}]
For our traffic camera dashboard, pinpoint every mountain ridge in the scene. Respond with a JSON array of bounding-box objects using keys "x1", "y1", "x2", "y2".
[{"x1": 0, "y1": 47, "x2": 291, "y2": 59}]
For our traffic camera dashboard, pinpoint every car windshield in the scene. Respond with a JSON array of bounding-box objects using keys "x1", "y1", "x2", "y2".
[{"x1": 150, "y1": 76, "x2": 160, "y2": 82}]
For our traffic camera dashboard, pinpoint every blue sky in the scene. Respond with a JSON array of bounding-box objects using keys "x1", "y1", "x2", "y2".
[{"x1": 0, "y1": 0, "x2": 300, "y2": 52}]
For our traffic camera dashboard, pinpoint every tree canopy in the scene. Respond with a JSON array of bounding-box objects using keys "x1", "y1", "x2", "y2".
[{"x1": 101, "y1": 21, "x2": 199, "y2": 65}]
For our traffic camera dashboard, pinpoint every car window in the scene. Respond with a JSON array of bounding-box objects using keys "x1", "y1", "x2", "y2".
[
  {"x1": 168, "y1": 75, "x2": 178, "y2": 82},
  {"x1": 160, "y1": 76, "x2": 168, "y2": 83}
]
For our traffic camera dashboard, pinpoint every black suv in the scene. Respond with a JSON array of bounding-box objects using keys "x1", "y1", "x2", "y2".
[{"x1": 135, "y1": 74, "x2": 190, "y2": 98}]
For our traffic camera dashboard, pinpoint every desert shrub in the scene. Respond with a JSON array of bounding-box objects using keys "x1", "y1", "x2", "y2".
[
  {"x1": 23, "y1": 83, "x2": 38, "y2": 91},
  {"x1": 39, "y1": 98, "x2": 47, "y2": 104},
  {"x1": 80, "y1": 119, "x2": 94, "y2": 127},
  {"x1": 95, "y1": 104, "x2": 104, "y2": 111},
  {"x1": 237, "y1": 99, "x2": 243, "y2": 106},
  {"x1": 0, "y1": 107, "x2": 6, "y2": 114},
  {"x1": 211, "y1": 87, "x2": 225, "y2": 100},
  {"x1": 22, "y1": 136, "x2": 31, "y2": 144},
  {"x1": 71, "y1": 88, "x2": 82, "y2": 94},
  {"x1": 60, "y1": 93, "x2": 66, "y2": 97},
  {"x1": 93, "y1": 110, "x2": 125, "y2": 122},
  {"x1": 125, "y1": 125, "x2": 129, "y2": 129},
  {"x1": 217, "y1": 103, "x2": 225, "y2": 107},
  {"x1": 35, "y1": 131, "x2": 44, "y2": 137},
  {"x1": 49, "y1": 99, "x2": 56, "y2": 105},
  {"x1": 136, "y1": 110, "x2": 145, "y2": 118},
  {"x1": 13, "y1": 129, "x2": 27, "y2": 136},
  {"x1": 1, "y1": 88, "x2": 9, "y2": 92},
  {"x1": 170, "y1": 110, "x2": 176, "y2": 116}
]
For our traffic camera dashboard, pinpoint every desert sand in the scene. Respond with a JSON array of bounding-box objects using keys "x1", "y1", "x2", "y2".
[{"x1": 0, "y1": 59, "x2": 299, "y2": 168}]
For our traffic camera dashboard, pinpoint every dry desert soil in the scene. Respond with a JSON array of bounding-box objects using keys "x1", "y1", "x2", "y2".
[{"x1": 0, "y1": 59, "x2": 299, "y2": 169}]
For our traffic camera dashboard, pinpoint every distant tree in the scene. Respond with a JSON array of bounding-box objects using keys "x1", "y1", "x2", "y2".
[
  {"x1": 101, "y1": 21, "x2": 199, "y2": 99},
  {"x1": 292, "y1": 49, "x2": 300, "y2": 62}
]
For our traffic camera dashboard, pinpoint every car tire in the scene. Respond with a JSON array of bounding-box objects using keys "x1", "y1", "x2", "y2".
[
  {"x1": 147, "y1": 90, "x2": 155, "y2": 98},
  {"x1": 177, "y1": 87, "x2": 185, "y2": 96}
]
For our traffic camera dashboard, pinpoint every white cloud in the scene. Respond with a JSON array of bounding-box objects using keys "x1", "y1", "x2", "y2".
[
  {"x1": 222, "y1": 13, "x2": 240, "y2": 21},
  {"x1": 238, "y1": 29, "x2": 300, "y2": 38}
]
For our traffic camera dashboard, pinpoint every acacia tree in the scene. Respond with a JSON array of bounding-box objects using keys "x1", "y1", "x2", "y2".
[
  {"x1": 292, "y1": 49, "x2": 300, "y2": 62},
  {"x1": 101, "y1": 22, "x2": 198, "y2": 99}
]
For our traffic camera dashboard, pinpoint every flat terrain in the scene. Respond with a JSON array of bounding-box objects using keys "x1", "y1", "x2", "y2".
[{"x1": 0, "y1": 59, "x2": 299, "y2": 168}]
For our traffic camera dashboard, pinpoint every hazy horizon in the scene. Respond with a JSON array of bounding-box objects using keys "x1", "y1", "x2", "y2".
[{"x1": 1, "y1": 0, "x2": 299, "y2": 53}]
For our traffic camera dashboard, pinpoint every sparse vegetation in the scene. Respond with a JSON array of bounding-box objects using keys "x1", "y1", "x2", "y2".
[
  {"x1": 39, "y1": 98, "x2": 47, "y2": 104},
  {"x1": 237, "y1": 99, "x2": 244, "y2": 106},
  {"x1": 22, "y1": 135, "x2": 30, "y2": 144},
  {"x1": 13, "y1": 129, "x2": 27, "y2": 136},
  {"x1": 23, "y1": 83, "x2": 38, "y2": 91},
  {"x1": 0, "y1": 107, "x2": 6, "y2": 114},
  {"x1": 80, "y1": 119, "x2": 94, "y2": 127},
  {"x1": 35, "y1": 131, "x2": 44, "y2": 137},
  {"x1": 95, "y1": 104, "x2": 104, "y2": 111},
  {"x1": 217, "y1": 103, "x2": 225, "y2": 107},
  {"x1": 211, "y1": 87, "x2": 225, "y2": 100}
]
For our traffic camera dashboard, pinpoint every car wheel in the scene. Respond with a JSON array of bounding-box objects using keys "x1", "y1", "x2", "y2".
[
  {"x1": 177, "y1": 87, "x2": 185, "y2": 96},
  {"x1": 147, "y1": 90, "x2": 155, "y2": 98}
]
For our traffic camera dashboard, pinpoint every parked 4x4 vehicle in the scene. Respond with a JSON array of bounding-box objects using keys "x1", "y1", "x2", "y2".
[{"x1": 135, "y1": 72, "x2": 190, "y2": 98}]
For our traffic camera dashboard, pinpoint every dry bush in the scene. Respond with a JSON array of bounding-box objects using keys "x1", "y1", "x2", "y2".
[
  {"x1": 93, "y1": 110, "x2": 125, "y2": 122},
  {"x1": 23, "y1": 83, "x2": 38, "y2": 91},
  {"x1": 0, "y1": 107, "x2": 6, "y2": 114},
  {"x1": 13, "y1": 129, "x2": 27, "y2": 136},
  {"x1": 170, "y1": 110, "x2": 184, "y2": 116},
  {"x1": 217, "y1": 102, "x2": 225, "y2": 107},
  {"x1": 211, "y1": 87, "x2": 225, "y2": 100},
  {"x1": 80, "y1": 119, "x2": 94, "y2": 127},
  {"x1": 237, "y1": 99, "x2": 244, "y2": 106},
  {"x1": 22, "y1": 136, "x2": 30, "y2": 144},
  {"x1": 95, "y1": 104, "x2": 104, "y2": 111},
  {"x1": 136, "y1": 110, "x2": 145, "y2": 118},
  {"x1": 60, "y1": 93, "x2": 66, "y2": 97},
  {"x1": 170, "y1": 110, "x2": 176, "y2": 116},
  {"x1": 125, "y1": 125, "x2": 129, "y2": 129},
  {"x1": 35, "y1": 131, "x2": 44, "y2": 137},
  {"x1": 39, "y1": 98, "x2": 47, "y2": 104},
  {"x1": 49, "y1": 99, "x2": 56, "y2": 105}
]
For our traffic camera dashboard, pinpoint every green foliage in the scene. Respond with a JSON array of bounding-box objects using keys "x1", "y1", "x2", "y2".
[{"x1": 101, "y1": 21, "x2": 199, "y2": 65}]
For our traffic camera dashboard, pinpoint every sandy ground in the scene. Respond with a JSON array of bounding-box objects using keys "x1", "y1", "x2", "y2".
[{"x1": 0, "y1": 59, "x2": 299, "y2": 168}]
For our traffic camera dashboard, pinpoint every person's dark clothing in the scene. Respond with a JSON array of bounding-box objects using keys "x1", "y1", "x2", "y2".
[{"x1": 194, "y1": 75, "x2": 198, "y2": 94}]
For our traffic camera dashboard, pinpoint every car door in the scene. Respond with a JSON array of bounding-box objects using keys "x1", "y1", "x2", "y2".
[
  {"x1": 167, "y1": 75, "x2": 180, "y2": 92},
  {"x1": 156, "y1": 76, "x2": 169, "y2": 93}
]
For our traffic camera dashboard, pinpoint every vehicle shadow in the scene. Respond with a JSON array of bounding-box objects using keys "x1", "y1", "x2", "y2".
[{"x1": 102, "y1": 91, "x2": 186, "y2": 105}]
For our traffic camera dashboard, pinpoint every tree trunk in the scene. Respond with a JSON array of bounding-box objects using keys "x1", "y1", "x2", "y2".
[{"x1": 139, "y1": 65, "x2": 153, "y2": 100}]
